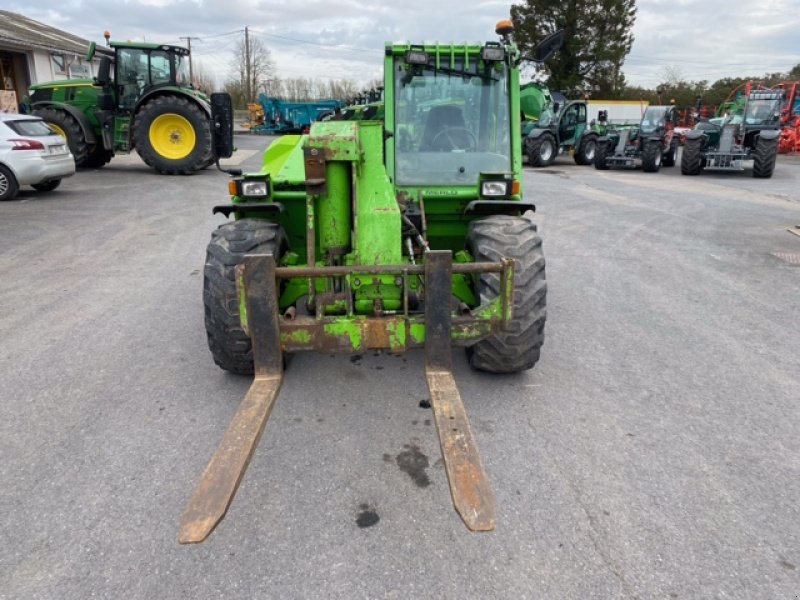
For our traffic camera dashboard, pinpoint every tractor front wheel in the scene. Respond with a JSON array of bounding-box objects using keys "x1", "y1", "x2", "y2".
[
  {"x1": 594, "y1": 140, "x2": 611, "y2": 170},
  {"x1": 204, "y1": 219, "x2": 287, "y2": 374},
  {"x1": 526, "y1": 134, "x2": 557, "y2": 167},
  {"x1": 642, "y1": 140, "x2": 663, "y2": 172},
  {"x1": 681, "y1": 139, "x2": 704, "y2": 175},
  {"x1": 752, "y1": 137, "x2": 778, "y2": 178},
  {"x1": 33, "y1": 108, "x2": 89, "y2": 166},
  {"x1": 574, "y1": 134, "x2": 597, "y2": 165},
  {"x1": 133, "y1": 95, "x2": 212, "y2": 175},
  {"x1": 466, "y1": 215, "x2": 546, "y2": 373}
]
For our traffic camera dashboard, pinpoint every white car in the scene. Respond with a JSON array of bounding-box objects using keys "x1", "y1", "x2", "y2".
[{"x1": 0, "y1": 113, "x2": 75, "y2": 201}]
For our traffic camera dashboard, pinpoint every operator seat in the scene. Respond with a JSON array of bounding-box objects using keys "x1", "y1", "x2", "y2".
[{"x1": 420, "y1": 105, "x2": 466, "y2": 150}]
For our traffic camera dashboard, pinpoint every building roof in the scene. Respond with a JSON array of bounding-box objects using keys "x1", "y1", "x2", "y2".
[{"x1": 0, "y1": 11, "x2": 112, "y2": 56}]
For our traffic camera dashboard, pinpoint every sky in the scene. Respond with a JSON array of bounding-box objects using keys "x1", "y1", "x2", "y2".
[{"x1": 6, "y1": 0, "x2": 800, "y2": 91}]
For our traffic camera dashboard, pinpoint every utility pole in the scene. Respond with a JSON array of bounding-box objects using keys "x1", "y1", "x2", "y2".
[
  {"x1": 244, "y1": 26, "x2": 251, "y2": 103},
  {"x1": 179, "y1": 36, "x2": 196, "y2": 86}
]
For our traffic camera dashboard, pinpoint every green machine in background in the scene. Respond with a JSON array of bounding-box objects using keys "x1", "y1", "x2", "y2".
[
  {"x1": 25, "y1": 40, "x2": 215, "y2": 174},
  {"x1": 179, "y1": 21, "x2": 556, "y2": 543}
]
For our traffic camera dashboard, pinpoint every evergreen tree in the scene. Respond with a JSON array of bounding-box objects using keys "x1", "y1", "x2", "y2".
[{"x1": 510, "y1": 0, "x2": 637, "y2": 97}]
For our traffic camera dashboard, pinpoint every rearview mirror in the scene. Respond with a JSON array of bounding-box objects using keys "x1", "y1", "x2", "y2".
[
  {"x1": 210, "y1": 92, "x2": 234, "y2": 160},
  {"x1": 534, "y1": 30, "x2": 565, "y2": 63}
]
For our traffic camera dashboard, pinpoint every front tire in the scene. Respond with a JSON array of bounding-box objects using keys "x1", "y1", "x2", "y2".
[
  {"x1": 574, "y1": 134, "x2": 597, "y2": 165},
  {"x1": 526, "y1": 134, "x2": 557, "y2": 167},
  {"x1": 642, "y1": 140, "x2": 663, "y2": 172},
  {"x1": 681, "y1": 138, "x2": 704, "y2": 175},
  {"x1": 594, "y1": 140, "x2": 611, "y2": 170},
  {"x1": 0, "y1": 165, "x2": 19, "y2": 201},
  {"x1": 204, "y1": 219, "x2": 287, "y2": 374},
  {"x1": 133, "y1": 95, "x2": 212, "y2": 175},
  {"x1": 752, "y1": 136, "x2": 778, "y2": 178},
  {"x1": 33, "y1": 108, "x2": 89, "y2": 166},
  {"x1": 466, "y1": 215, "x2": 546, "y2": 373}
]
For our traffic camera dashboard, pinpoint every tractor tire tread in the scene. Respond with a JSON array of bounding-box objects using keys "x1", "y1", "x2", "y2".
[
  {"x1": 466, "y1": 215, "x2": 546, "y2": 373},
  {"x1": 133, "y1": 95, "x2": 213, "y2": 175},
  {"x1": 33, "y1": 107, "x2": 90, "y2": 166},
  {"x1": 204, "y1": 219, "x2": 286, "y2": 375},
  {"x1": 752, "y1": 136, "x2": 778, "y2": 178},
  {"x1": 526, "y1": 134, "x2": 556, "y2": 167},
  {"x1": 681, "y1": 138, "x2": 704, "y2": 175}
]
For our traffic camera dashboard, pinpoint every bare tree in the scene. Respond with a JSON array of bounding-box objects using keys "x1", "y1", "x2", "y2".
[
  {"x1": 191, "y1": 60, "x2": 217, "y2": 94},
  {"x1": 231, "y1": 34, "x2": 275, "y2": 103}
]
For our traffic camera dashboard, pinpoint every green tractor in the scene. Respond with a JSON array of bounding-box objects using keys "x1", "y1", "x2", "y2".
[
  {"x1": 179, "y1": 21, "x2": 554, "y2": 543},
  {"x1": 523, "y1": 93, "x2": 607, "y2": 167},
  {"x1": 26, "y1": 41, "x2": 214, "y2": 174},
  {"x1": 594, "y1": 105, "x2": 679, "y2": 172},
  {"x1": 681, "y1": 89, "x2": 782, "y2": 178}
]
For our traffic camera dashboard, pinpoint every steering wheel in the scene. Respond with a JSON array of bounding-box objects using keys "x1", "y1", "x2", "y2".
[{"x1": 431, "y1": 127, "x2": 478, "y2": 151}]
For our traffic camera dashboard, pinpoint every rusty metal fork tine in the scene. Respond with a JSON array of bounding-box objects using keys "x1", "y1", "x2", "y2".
[
  {"x1": 424, "y1": 251, "x2": 496, "y2": 532},
  {"x1": 178, "y1": 254, "x2": 283, "y2": 544}
]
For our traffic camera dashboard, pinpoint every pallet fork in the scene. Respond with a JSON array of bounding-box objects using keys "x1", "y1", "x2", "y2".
[{"x1": 179, "y1": 251, "x2": 498, "y2": 543}]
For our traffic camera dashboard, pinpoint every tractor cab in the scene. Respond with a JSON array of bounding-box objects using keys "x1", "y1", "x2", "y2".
[
  {"x1": 96, "y1": 42, "x2": 193, "y2": 110},
  {"x1": 389, "y1": 43, "x2": 517, "y2": 190}
]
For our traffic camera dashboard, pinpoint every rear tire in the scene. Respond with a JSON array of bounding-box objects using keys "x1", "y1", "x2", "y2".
[
  {"x1": 594, "y1": 140, "x2": 611, "y2": 170},
  {"x1": 0, "y1": 165, "x2": 19, "y2": 201},
  {"x1": 204, "y1": 219, "x2": 287, "y2": 374},
  {"x1": 752, "y1": 136, "x2": 778, "y2": 178},
  {"x1": 574, "y1": 134, "x2": 597, "y2": 165},
  {"x1": 466, "y1": 215, "x2": 546, "y2": 373},
  {"x1": 663, "y1": 138, "x2": 678, "y2": 167},
  {"x1": 642, "y1": 140, "x2": 663, "y2": 172},
  {"x1": 31, "y1": 179, "x2": 61, "y2": 192},
  {"x1": 133, "y1": 95, "x2": 213, "y2": 175},
  {"x1": 526, "y1": 134, "x2": 556, "y2": 167},
  {"x1": 33, "y1": 107, "x2": 89, "y2": 166},
  {"x1": 681, "y1": 138, "x2": 704, "y2": 175}
]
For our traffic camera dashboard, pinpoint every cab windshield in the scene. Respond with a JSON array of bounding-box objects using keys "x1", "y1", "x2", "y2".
[
  {"x1": 640, "y1": 107, "x2": 666, "y2": 134},
  {"x1": 744, "y1": 97, "x2": 781, "y2": 125},
  {"x1": 394, "y1": 58, "x2": 511, "y2": 185}
]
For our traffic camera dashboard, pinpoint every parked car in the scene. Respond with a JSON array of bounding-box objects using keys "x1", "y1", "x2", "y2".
[{"x1": 0, "y1": 113, "x2": 75, "y2": 201}]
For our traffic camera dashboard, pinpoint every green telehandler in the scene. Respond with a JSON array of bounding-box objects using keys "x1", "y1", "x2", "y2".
[
  {"x1": 25, "y1": 40, "x2": 214, "y2": 174},
  {"x1": 179, "y1": 21, "x2": 553, "y2": 543}
]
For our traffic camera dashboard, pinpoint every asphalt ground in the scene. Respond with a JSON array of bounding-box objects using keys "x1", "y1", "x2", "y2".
[{"x1": 1, "y1": 138, "x2": 799, "y2": 599}]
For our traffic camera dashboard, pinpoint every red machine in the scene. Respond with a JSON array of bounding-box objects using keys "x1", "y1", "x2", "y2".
[{"x1": 773, "y1": 82, "x2": 800, "y2": 153}]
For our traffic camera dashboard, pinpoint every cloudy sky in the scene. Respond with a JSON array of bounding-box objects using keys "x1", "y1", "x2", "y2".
[{"x1": 7, "y1": 0, "x2": 800, "y2": 90}]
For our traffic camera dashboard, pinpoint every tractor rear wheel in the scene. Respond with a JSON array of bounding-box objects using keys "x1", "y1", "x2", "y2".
[
  {"x1": 133, "y1": 95, "x2": 213, "y2": 175},
  {"x1": 663, "y1": 138, "x2": 678, "y2": 167},
  {"x1": 752, "y1": 136, "x2": 778, "y2": 178},
  {"x1": 681, "y1": 139, "x2": 704, "y2": 175},
  {"x1": 466, "y1": 215, "x2": 546, "y2": 373},
  {"x1": 33, "y1": 107, "x2": 89, "y2": 166},
  {"x1": 642, "y1": 140, "x2": 663, "y2": 172},
  {"x1": 526, "y1": 134, "x2": 556, "y2": 167},
  {"x1": 574, "y1": 134, "x2": 597, "y2": 165},
  {"x1": 594, "y1": 140, "x2": 611, "y2": 170},
  {"x1": 204, "y1": 219, "x2": 287, "y2": 375}
]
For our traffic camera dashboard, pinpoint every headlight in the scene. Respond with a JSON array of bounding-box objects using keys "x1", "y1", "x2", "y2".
[
  {"x1": 240, "y1": 181, "x2": 268, "y2": 197},
  {"x1": 481, "y1": 180, "x2": 510, "y2": 197},
  {"x1": 481, "y1": 45, "x2": 506, "y2": 62}
]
